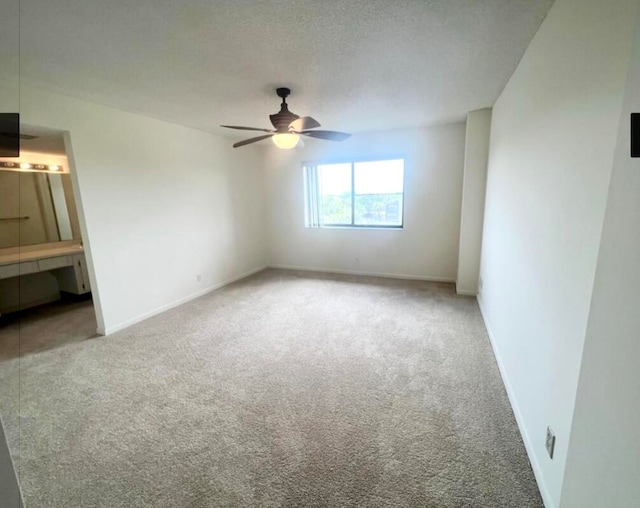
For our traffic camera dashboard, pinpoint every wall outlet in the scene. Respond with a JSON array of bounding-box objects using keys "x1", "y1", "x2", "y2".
[
  {"x1": 546, "y1": 426, "x2": 556, "y2": 459},
  {"x1": 196, "y1": 274, "x2": 202, "y2": 283}
]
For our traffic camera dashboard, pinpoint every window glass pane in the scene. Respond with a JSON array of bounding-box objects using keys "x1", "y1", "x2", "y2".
[
  {"x1": 318, "y1": 163, "x2": 352, "y2": 225},
  {"x1": 354, "y1": 194, "x2": 403, "y2": 226},
  {"x1": 354, "y1": 159, "x2": 404, "y2": 226},
  {"x1": 354, "y1": 159, "x2": 404, "y2": 194}
]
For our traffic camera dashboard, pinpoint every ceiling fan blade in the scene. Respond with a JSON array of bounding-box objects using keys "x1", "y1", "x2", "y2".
[
  {"x1": 289, "y1": 116, "x2": 321, "y2": 131},
  {"x1": 300, "y1": 130, "x2": 351, "y2": 142},
  {"x1": 233, "y1": 134, "x2": 273, "y2": 148},
  {"x1": 221, "y1": 125, "x2": 274, "y2": 133}
]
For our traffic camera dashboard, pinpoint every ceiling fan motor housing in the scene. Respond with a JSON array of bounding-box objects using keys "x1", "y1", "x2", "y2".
[
  {"x1": 270, "y1": 87, "x2": 300, "y2": 131},
  {"x1": 221, "y1": 87, "x2": 351, "y2": 148}
]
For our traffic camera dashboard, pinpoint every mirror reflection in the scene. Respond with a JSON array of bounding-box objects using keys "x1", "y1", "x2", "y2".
[{"x1": 0, "y1": 170, "x2": 81, "y2": 249}]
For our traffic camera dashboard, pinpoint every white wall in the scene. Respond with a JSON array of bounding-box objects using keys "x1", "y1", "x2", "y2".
[
  {"x1": 477, "y1": 0, "x2": 639, "y2": 506},
  {"x1": 560, "y1": 15, "x2": 640, "y2": 508},
  {"x1": 264, "y1": 124, "x2": 465, "y2": 281},
  {"x1": 0, "y1": 81, "x2": 267, "y2": 334},
  {"x1": 457, "y1": 108, "x2": 491, "y2": 295}
]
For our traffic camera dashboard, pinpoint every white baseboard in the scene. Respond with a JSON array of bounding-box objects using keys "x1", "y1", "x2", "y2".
[
  {"x1": 267, "y1": 264, "x2": 455, "y2": 283},
  {"x1": 455, "y1": 288, "x2": 477, "y2": 296},
  {"x1": 477, "y1": 296, "x2": 554, "y2": 508},
  {"x1": 99, "y1": 265, "x2": 267, "y2": 336}
]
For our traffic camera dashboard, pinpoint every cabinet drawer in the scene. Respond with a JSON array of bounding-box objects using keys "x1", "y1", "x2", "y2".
[
  {"x1": 0, "y1": 264, "x2": 19, "y2": 279},
  {"x1": 38, "y1": 255, "x2": 71, "y2": 271},
  {"x1": 0, "y1": 262, "x2": 39, "y2": 278},
  {"x1": 19, "y1": 261, "x2": 40, "y2": 275}
]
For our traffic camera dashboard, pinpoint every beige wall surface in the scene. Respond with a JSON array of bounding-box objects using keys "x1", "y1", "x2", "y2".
[
  {"x1": 478, "y1": 0, "x2": 639, "y2": 505},
  {"x1": 560, "y1": 13, "x2": 640, "y2": 508},
  {"x1": 457, "y1": 108, "x2": 491, "y2": 295},
  {"x1": 264, "y1": 124, "x2": 466, "y2": 281},
  {"x1": 0, "y1": 80, "x2": 268, "y2": 334}
]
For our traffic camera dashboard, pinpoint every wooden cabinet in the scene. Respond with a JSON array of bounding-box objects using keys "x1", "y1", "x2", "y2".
[
  {"x1": 38, "y1": 255, "x2": 71, "y2": 271},
  {"x1": 0, "y1": 261, "x2": 45, "y2": 278},
  {"x1": 0, "y1": 247, "x2": 91, "y2": 295},
  {"x1": 54, "y1": 254, "x2": 90, "y2": 294}
]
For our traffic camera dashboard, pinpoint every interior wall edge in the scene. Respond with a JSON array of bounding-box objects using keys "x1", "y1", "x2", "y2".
[
  {"x1": 477, "y1": 295, "x2": 553, "y2": 508},
  {"x1": 477, "y1": 0, "x2": 638, "y2": 503},
  {"x1": 62, "y1": 130, "x2": 106, "y2": 334},
  {"x1": 456, "y1": 107, "x2": 492, "y2": 296},
  {"x1": 17, "y1": 78, "x2": 227, "y2": 139},
  {"x1": 455, "y1": 287, "x2": 477, "y2": 296},
  {"x1": 558, "y1": 6, "x2": 640, "y2": 505}
]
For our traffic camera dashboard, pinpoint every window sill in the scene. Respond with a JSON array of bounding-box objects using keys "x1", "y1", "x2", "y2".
[{"x1": 306, "y1": 225, "x2": 404, "y2": 231}]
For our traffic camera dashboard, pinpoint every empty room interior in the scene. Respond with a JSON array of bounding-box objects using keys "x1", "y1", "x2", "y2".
[{"x1": 0, "y1": 0, "x2": 639, "y2": 507}]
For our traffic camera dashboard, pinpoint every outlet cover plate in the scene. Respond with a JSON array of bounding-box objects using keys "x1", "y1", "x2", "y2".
[{"x1": 546, "y1": 426, "x2": 556, "y2": 459}]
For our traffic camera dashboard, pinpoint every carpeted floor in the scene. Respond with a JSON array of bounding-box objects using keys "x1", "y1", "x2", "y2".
[{"x1": 0, "y1": 269, "x2": 542, "y2": 507}]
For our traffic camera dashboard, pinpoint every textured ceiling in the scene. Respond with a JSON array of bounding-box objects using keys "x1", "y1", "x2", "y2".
[{"x1": 11, "y1": 0, "x2": 553, "y2": 136}]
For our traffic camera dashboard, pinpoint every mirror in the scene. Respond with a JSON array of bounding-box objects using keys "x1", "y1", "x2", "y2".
[{"x1": 0, "y1": 170, "x2": 81, "y2": 249}]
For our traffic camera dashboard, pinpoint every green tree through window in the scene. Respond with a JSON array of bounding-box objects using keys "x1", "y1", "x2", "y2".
[{"x1": 307, "y1": 159, "x2": 404, "y2": 228}]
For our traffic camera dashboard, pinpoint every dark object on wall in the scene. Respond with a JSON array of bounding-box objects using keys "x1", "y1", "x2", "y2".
[
  {"x1": 0, "y1": 113, "x2": 20, "y2": 157},
  {"x1": 631, "y1": 113, "x2": 640, "y2": 157},
  {"x1": 221, "y1": 88, "x2": 351, "y2": 149}
]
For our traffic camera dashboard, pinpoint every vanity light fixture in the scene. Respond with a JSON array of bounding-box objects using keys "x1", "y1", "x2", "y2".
[{"x1": 1, "y1": 161, "x2": 63, "y2": 172}]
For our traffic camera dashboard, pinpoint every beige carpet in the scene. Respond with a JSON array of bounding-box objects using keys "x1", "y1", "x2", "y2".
[{"x1": 0, "y1": 269, "x2": 542, "y2": 507}]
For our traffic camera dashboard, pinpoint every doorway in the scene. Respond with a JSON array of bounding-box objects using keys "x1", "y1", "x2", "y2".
[{"x1": 0, "y1": 124, "x2": 99, "y2": 355}]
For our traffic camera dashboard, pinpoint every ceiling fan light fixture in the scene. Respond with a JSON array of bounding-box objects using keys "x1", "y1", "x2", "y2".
[
  {"x1": 272, "y1": 132, "x2": 299, "y2": 149},
  {"x1": 221, "y1": 88, "x2": 350, "y2": 149}
]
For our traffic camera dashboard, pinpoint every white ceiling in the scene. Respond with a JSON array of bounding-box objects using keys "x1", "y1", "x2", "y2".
[{"x1": 12, "y1": 0, "x2": 553, "y2": 136}]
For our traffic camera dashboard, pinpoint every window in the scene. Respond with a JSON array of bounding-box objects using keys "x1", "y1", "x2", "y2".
[{"x1": 304, "y1": 159, "x2": 404, "y2": 228}]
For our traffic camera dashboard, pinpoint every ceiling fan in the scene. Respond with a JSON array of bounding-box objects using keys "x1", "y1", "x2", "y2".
[{"x1": 221, "y1": 88, "x2": 351, "y2": 149}]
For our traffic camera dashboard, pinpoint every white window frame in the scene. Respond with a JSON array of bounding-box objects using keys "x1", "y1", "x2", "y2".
[{"x1": 304, "y1": 158, "x2": 405, "y2": 229}]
